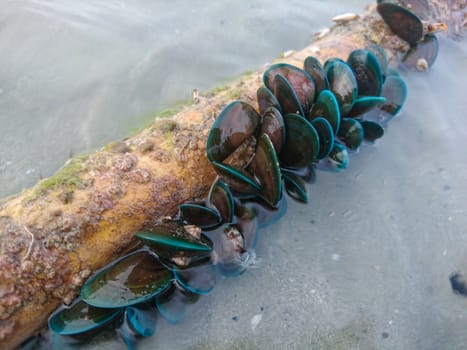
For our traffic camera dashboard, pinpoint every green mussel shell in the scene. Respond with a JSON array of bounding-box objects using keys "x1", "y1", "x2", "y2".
[
  {"x1": 326, "y1": 60, "x2": 358, "y2": 115},
  {"x1": 282, "y1": 171, "x2": 308, "y2": 204},
  {"x1": 248, "y1": 133, "x2": 282, "y2": 207},
  {"x1": 208, "y1": 180, "x2": 235, "y2": 224},
  {"x1": 81, "y1": 251, "x2": 172, "y2": 308},
  {"x1": 257, "y1": 86, "x2": 282, "y2": 115},
  {"x1": 279, "y1": 113, "x2": 320, "y2": 169},
  {"x1": 273, "y1": 73, "x2": 305, "y2": 117},
  {"x1": 260, "y1": 106, "x2": 286, "y2": 154},
  {"x1": 136, "y1": 222, "x2": 213, "y2": 267},
  {"x1": 402, "y1": 34, "x2": 439, "y2": 70},
  {"x1": 179, "y1": 203, "x2": 221, "y2": 229},
  {"x1": 361, "y1": 120, "x2": 385, "y2": 142},
  {"x1": 48, "y1": 299, "x2": 121, "y2": 335},
  {"x1": 263, "y1": 63, "x2": 316, "y2": 113},
  {"x1": 303, "y1": 56, "x2": 329, "y2": 94},
  {"x1": 206, "y1": 101, "x2": 260, "y2": 163},
  {"x1": 308, "y1": 89, "x2": 341, "y2": 135},
  {"x1": 377, "y1": 2, "x2": 423, "y2": 45},
  {"x1": 310, "y1": 117, "x2": 334, "y2": 159},
  {"x1": 337, "y1": 118, "x2": 364, "y2": 151},
  {"x1": 347, "y1": 49, "x2": 384, "y2": 96},
  {"x1": 348, "y1": 96, "x2": 387, "y2": 117}
]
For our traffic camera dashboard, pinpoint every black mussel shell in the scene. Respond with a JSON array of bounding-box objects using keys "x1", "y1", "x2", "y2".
[
  {"x1": 365, "y1": 43, "x2": 389, "y2": 78},
  {"x1": 248, "y1": 133, "x2": 282, "y2": 208},
  {"x1": 260, "y1": 106, "x2": 286, "y2": 154},
  {"x1": 135, "y1": 222, "x2": 213, "y2": 268},
  {"x1": 347, "y1": 49, "x2": 384, "y2": 96},
  {"x1": 377, "y1": 2, "x2": 423, "y2": 45},
  {"x1": 326, "y1": 60, "x2": 358, "y2": 115},
  {"x1": 303, "y1": 56, "x2": 330, "y2": 94},
  {"x1": 347, "y1": 96, "x2": 387, "y2": 117},
  {"x1": 126, "y1": 302, "x2": 158, "y2": 337},
  {"x1": 208, "y1": 180, "x2": 235, "y2": 224},
  {"x1": 263, "y1": 63, "x2": 316, "y2": 113},
  {"x1": 49, "y1": 299, "x2": 122, "y2": 335},
  {"x1": 279, "y1": 113, "x2": 320, "y2": 169},
  {"x1": 308, "y1": 89, "x2": 341, "y2": 135},
  {"x1": 211, "y1": 161, "x2": 261, "y2": 195},
  {"x1": 257, "y1": 86, "x2": 282, "y2": 115},
  {"x1": 274, "y1": 73, "x2": 305, "y2": 116},
  {"x1": 310, "y1": 117, "x2": 334, "y2": 159},
  {"x1": 337, "y1": 118, "x2": 364, "y2": 151},
  {"x1": 402, "y1": 33, "x2": 439, "y2": 70},
  {"x1": 282, "y1": 171, "x2": 308, "y2": 203},
  {"x1": 361, "y1": 120, "x2": 385, "y2": 142},
  {"x1": 179, "y1": 203, "x2": 221, "y2": 229},
  {"x1": 206, "y1": 101, "x2": 260, "y2": 163},
  {"x1": 173, "y1": 263, "x2": 216, "y2": 295},
  {"x1": 81, "y1": 251, "x2": 172, "y2": 308}
]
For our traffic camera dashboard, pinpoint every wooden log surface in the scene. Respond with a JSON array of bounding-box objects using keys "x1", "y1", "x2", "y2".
[{"x1": 0, "y1": 2, "x2": 465, "y2": 349}]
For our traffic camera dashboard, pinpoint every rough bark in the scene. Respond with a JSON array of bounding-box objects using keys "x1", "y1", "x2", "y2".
[{"x1": 0, "y1": 2, "x2": 465, "y2": 349}]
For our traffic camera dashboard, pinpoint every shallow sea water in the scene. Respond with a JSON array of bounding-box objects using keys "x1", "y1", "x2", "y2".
[{"x1": 1, "y1": 1, "x2": 467, "y2": 349}]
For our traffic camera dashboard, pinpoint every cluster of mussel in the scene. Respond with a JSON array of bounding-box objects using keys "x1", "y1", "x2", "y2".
[
  {"x1": 46, "y1": 43, "x2": 409, "y2": 348},
  {"x1": 376, "y1": 0, "x2": 447, "y2": 70}
]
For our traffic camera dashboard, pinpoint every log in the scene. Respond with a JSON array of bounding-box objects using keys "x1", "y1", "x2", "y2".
[{"x1": 0, "y1": 2, "x2": 465, "y2": 349}]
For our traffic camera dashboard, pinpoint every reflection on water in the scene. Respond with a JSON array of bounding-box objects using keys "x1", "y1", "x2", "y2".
[
  {"x1": 0, "y1": 0, "x2": 366, "y2": 198},
  {"x1": 1, "y1": 1, "x2": 467, "y2": 349}
]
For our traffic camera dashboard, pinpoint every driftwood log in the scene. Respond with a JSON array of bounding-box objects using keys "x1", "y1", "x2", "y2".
[{"x1": 0, "y1": 2, "x2": 465, "y2": 349}]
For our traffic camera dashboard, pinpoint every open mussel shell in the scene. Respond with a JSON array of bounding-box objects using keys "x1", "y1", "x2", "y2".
[
  {"x1": 273, "y1": 74, "x2": 305, "y2": 117},
  {"x1": 237, "y1": 195, "x2": 288, "y2": 230},
  {"x1": 126, "y1": 302, "x2": 158, "y2": 337},
  {"x1": 48, "y1": 299, "x2": 122, "y2": 336},
  {"x1": 174, "y1": 263, "x2": 216, "y2": 295},
  {"x1": 377, "y1": 2, "x2": 423, "y2": 45},
  {"x1": 379, "y1": 75, "x2": 408, "y2": 116},
  {"x1": 337, "y1": 118, "x2": 364, "y2": 151},
  {"x1": 179, "y1": 203, "x2": 221, "y2": 229},
  {"x1": 402, "y1": 33, "x2": 439, "y2": 71},
  {"x1": 326, "y1": 60, "x2": 358, "y2": 115},
  {"x1": 279, "y1": 113, "x2": 320, "y2": 169},
  {"x1": 208, "y1": 180, "x2": 235, "y2": 224},
  {"x1": 347, "y1": 96, "x2": 387, "y2": 117},
  {"x1": 81, "y1": 251, "x2": 172, "y2": 308},
  {"x1": 135, "y1": 222, "x2": 213, "y2": 268},
  {"x1": 317, "y1": 142, "x2": 349, "y2": 172},
  {"x1": 347, "y1": 49, "x2": 384, "y2": 96},
  {"x1": 155, "y1": 284, "x2": 200, "y2": 324},
  {"x1": 260, "y1": 106, "x2": 286, "y2": 154},
  {"x1": 257, "y1": 86, "x2": 282, "y2": 115},
  {"x1": 205, "y1": 224, "x2": 250, "y2": 277},
  {"x1": 303, "y1": 56, "x2": 329, "y2": 94},
  {"x1": 247, "y1": 133, "x2": 282, "y2": 208},
  {"x1": 263, "y1": 63, "x2": 316, "y2": 113},
  {"x1": 206, "y1": 101, "x2": 260, "y2": 163},
  {"x1": 308, "y1": 89, "x2": 341, "y2": 135},
  {"x1": 361, "y1": 120, "x2": 385, "y2": 142},
  {"x1": 282, "y1": 171, "x2": 308, "y2": 204},
  {"x1": 365, "y1": 43, "x2": 389, "y2": 78},
  {"x1": 310, "y1": 117, "x2": 334, "y2": 159},
  {"x1": 211, "y1": 161, "x2": 261, "y2": 195}
]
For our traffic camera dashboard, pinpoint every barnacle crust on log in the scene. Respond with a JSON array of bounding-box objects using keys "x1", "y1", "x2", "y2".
[{"x1": 0, "y1": 2, "x2": 465, "y2": 349}]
